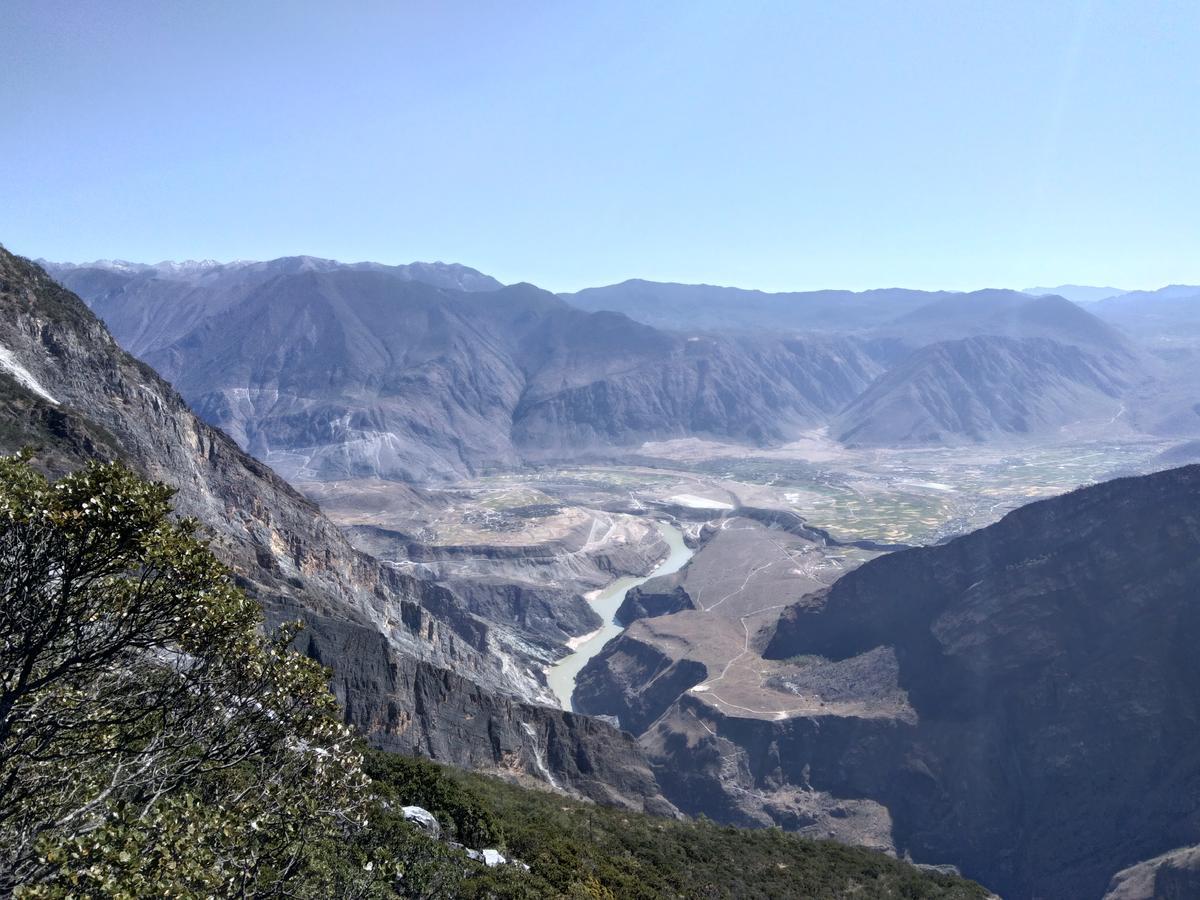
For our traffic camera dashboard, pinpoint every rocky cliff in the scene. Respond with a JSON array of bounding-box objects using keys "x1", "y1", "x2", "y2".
[
  {"x1": 1105, "y1": 844, "x2": 1200, "y2": 899},
  {"x1": 761, "y1": 464, "x2": 1200, "y2": 898}
]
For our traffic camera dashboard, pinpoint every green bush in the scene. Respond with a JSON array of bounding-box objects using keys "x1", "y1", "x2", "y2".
[{"x1": 0, "y1": 453, "x2": 368, "y2": 896}]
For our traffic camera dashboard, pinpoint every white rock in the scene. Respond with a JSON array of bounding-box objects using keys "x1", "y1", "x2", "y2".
[{"x1": 401, "y1": 805, "x2": 441, "y2": 838}]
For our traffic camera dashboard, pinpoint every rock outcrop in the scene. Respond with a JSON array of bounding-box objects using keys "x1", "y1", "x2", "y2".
[
  {"x1": 616, "y1": 579, "x2": 695, "y2": 624},
  {"x1": 573, "y1": 630, "x2": 707, "y2": 735},
  {"x1": 1104, "y1": 845, "x2": 1200, "y2": 899}
]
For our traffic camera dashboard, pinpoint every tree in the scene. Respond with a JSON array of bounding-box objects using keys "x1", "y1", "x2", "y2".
[{"x1": 0, "y1": 452, "x2": 369, "y2": 895}]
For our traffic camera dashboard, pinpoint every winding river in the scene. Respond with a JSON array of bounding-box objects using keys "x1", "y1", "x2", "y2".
[{"x1": 548, "y1": 522, "x2": 693, "y2": 711}]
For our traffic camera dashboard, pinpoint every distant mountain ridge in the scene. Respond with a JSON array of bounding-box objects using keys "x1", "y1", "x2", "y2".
[
  {"x1": 562, "y1": 279, "x2": 955, "y2": 333},
  {"x1": 43, "y1": 256, "x2": 504, "y2": 356},
  {"x1": 1023, "y1": 284, "x2": 1126, "y2": 304},
  {"x1": 137, "y1": 269, "x2": 883, "y2": 480},
  {"x1": 876, "y1": 291, "x2": 1130, "y2": 349},
  {"x1": 48, "y1": 261, "x2": 1191, "y2": 469},
  {"x1": 1092, "y1": 284, "x2": 1200, "y2": 340},
  {"x1": 44, "y1": 255, "x2": 503, "y2": 289}
]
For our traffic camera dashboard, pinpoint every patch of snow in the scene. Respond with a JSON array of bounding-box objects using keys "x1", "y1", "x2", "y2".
[
  {"x1": 138, "y1": 383, "x2": 164, "y2": 407},
  {"x1": 0, "y1": 345, "x2": 58, "y2": 404}
]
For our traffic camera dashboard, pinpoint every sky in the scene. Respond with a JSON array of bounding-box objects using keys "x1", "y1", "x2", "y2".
[{"x1": 2, "y1": 0, "x2": 1198, "y2": 293}]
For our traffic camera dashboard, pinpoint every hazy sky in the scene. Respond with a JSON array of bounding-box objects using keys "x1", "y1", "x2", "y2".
[{"x1": 3, "y1": 1, "x2": 1198, "y2": 292}]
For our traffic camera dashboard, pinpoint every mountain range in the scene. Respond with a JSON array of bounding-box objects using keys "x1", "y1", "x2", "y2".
[
  {"x1": 44, "y1": 258, "x2": 1194, "y2": 479},
  {"x1": 1023, "y1": 284, "x2": 1127, "y2": 304}
]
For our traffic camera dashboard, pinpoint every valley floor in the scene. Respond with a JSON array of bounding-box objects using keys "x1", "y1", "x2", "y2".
[{"x1": 297, "y1": 431, "x2": 1177, "y2": 717}]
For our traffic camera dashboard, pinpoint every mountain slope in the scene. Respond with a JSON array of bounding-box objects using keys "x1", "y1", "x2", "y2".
[
  {"x1": 874, "y1": 290, "x2": 1130, "y2": 350},
  {"x1": 125, "y1": 269, "x2": 884, "y2": 480},
  {"x1": 45, "y1": 256, "x2": 503, "y2": 356},
  {"x1": 1023, "y1": 284, "x2": 1126, "y2": 304},
  {"x1": 761, "y1": 464, "x2": 1200, "y2": 898},
  {"x1": 563, "y1": 279, "x2": 949, "y2": 332},
  {"x1": 1092, "y1": 284, "x2": 1200, "y2": 341},
  {"x1": 56, "y1": 262, "x2": 1166, "y2": 465},
  {"x1": 835, "y1": 334, "x2": 1138, "y2": 445},
  {"x1": 0, "y1": 245, "x2": 670, "y2": 810}
]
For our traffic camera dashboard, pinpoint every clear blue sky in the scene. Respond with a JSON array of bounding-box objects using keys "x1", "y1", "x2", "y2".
[{"x1": 2, "y1": 1, "x2": 1197, "y2": 292}]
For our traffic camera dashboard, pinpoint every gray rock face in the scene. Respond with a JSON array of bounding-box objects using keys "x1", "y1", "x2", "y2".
[
  {"x1": 761, "y1": 464, "x2": 1200, "y2": 899},
  {"x1": 296, "y1": 613, "x2": 675, "y2": 814},
  {"x1": 1105, "y1": 845, "x2": 1200, "y2": 899},
  {"x1": 401, "y1": 806, "x2": 441, "y2": 838},
  {"x1": 0, "y1": 247, "x2": 672, "y2": 811},
  {"x1": 438, "y1": 577, "x2": 602, "y2": 648}
]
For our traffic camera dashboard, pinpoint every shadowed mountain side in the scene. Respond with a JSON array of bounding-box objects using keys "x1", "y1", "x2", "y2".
[{"x1": 762, "y1": 464, "x2": 1200, "y2": 898}]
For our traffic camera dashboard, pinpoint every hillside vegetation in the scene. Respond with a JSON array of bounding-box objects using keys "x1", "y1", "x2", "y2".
[{"x1": 356, "y1": 750, "x2": 989, "y2": 899}]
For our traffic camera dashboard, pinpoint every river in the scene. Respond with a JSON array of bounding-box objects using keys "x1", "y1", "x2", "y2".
[{"x1": 547, "y1": 522, "x2": 693, "y2": 711}]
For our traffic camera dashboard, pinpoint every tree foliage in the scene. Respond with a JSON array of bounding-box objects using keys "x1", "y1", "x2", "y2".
[{"x1": 0, "y1": 452, "x2": 368, "y2": 895}]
